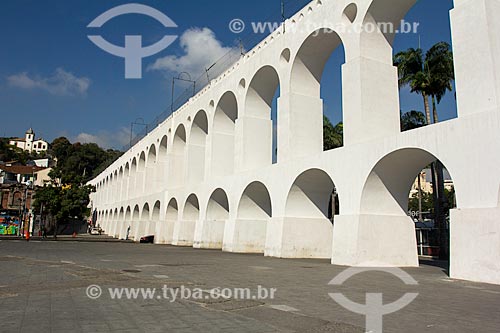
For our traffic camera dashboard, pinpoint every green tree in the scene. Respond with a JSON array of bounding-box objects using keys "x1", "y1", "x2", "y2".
[
  {"x1": 0, "y1": 138, "x2": 19, "y2": 162},
  {"x1": 323, "y1": 116, "x2": 343, "y2": 150},
  {"x1": 394, "y1": 48, "x2": 432, "y2": 125},
  {"x1": 408, "y1": 187, "x2": 456, "y2": 217},
  {"x1": 33, "y1": 184, "x2": 94, "y2": 230},
  {"x1": 401, "y1": 110, "x2": 426, "y2": 131},
  {"x1": 394, "y1": 42, "x2": 454, "y2": 125},
  {"x1": 49, "y1": 138, "x2": 122, "y2": 185},
  {"x1": 426, "y1": 42, "x2": 454, "y2": 123}
]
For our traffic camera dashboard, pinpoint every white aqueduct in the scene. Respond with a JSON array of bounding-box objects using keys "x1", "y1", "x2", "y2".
[{"x1": 89, "y1": 0, "x2": 500, "y2": 285}]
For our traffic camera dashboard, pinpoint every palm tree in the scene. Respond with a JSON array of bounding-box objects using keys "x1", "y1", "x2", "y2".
[
  {"x1": 426, "y1": 42, "x2": 454, "y2": 123},
  {"x1": 394, "y1": 48, "x2": 432, "y2": 125},
  {"x1": 401, "y1": 110, "x2": 426, "y2": 131},
  {"x1": 394, "y1": 42, "x2": 454, "y2": 125}
]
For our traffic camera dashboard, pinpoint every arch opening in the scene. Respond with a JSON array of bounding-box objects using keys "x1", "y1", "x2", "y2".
[
  {"x1": 183, "y1": 194, "x2": 200, "y2": 221},
  {"x1": 283, "y1": 169, "x2": 338, "y2": 258},
  {"x1": 360, "y1": 148, "x2": 456, "y2": 264},
  {"x1": 118, "y1": 167, "x2": 124, "y2": 201},
  {"x1": 136, "y1": 203, "x2": 150, "y2": 240},
  {"x1": 233, "y1": 182, "x2": 272, "y2": 253},
  {"x1": 122, "y1": 206, "x2": 131, "y2": 240},
  {"x1": 114, "y1": 207, "x2": 124, "y2": 238},
  {"x1": 291, "y1": 29, "x2": 345, "y2": 155},
  {"x1": 170, "y1": 125, "x2": 187, "y2": 187},
  {"x1": 173, "y1": 194, "x2": 200, "y2": 246},
  {"x1": 135, "y1": 152, "x2": 146, "y2": 194},
  {"x1": 159, "y1": 136, "x2": 168, "y2": 156},
  {"x1": 212, "y1": 92, "x2": 238, "y2": 177},
  {"x1": 384, "y1": 1, "x2": 458, "y2": 129},
  {"x1": 138, "y1": 152, "x2": 146, "y2": 171},
  {"x1": 343, "y1": 3, "x2": 357, "y2": 23},
  {"x1": 188, "y1": 111, "x2": 208, "y2": 183},
  {"x1": 160, "y1": 198, "x2": 178, "y2": 244},
  {"x1": 159, "y1": 136, "x2": 168, "y2": 187},
  {"x1": 244, "y1": 66, "x2": 280, "y2": 167},
  {"x1": 201, "y1": 189, "x2": 229, "y2": 249},
  {"x1": 131, "y1": 205, "x2": 140, "y2": 241},
  {"x1": 146, "y1": 144, "x2": 157, "y2": 189},
  {"x1": 130, "y1": 158, "x2": 137, "y2": 197}
]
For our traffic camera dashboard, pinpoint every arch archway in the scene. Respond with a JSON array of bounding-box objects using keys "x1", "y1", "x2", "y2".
[
  {"x1": 111, "y1": 172, "x2": 117, "y2": 202},
  {"x1": 170, "y1": 125, "x2": 187, "y2": 187},
  {"x1": 200, "y1": 189, "x2": 229, "y2": 249},
  {"x1": 122, "y1": 206, "x2": 131, "y2": 240},
  {"x1": 158, "y1": 135, "x2": 168, "y2": 187},
  {"x1": 118, "y1": 167, "x2": 124, "y2": 201},
  {"x1": 136, "y1": 152, "x2": 146, "y2": 193},
  {"x1": 335, "y1": 148, "x2": 457, "y2": 267},
  {"x1": 360, "y1": 0, "x2": 416, "y2": 60},
  {"x1": 149, "y1": 200, "x2": 161, "y2": 241},
  {"x1": 114, "y1": 207, "x2": 124, "y2": 238},
  {"x1": 135, "y1": 203, "x2": 150, "y2": 240},
  {"x1": 211, "y1": 92, "x2": 238, "y2": 177},
  {"x1": 290, "y1": 28, "x2": 345, "y2": 157},
  {"x1": 110, "y1": 208, "x2": 118, "y2": 236},
  {"x1": 124, "y1": 162, "x2": 130, "y2": 198},
  {"x1": 131, "y1": 205, "x2": 140, "y2": 241},
  {"x1": 283, "y1": 169, "x2": 337, "y2": 258},
  {"x1": 161, "y1": 198, "x2": 178, "y2": 244},
  {"x1": 187, "y1": 111, "x2": 208, "y2": 184},
  {"x1": 146, "y1": 144, "x2": 157, "y2": 189},
  {"x1": 232, "y1": 182, "x2": 272, "y2": 253},
  {"x1": 173, "y1": 194, "x2": 199, "y2": 246},
  {"x1": 130, "y1": 158, "x2": 137, "y2": 197},
  {"x1": 243, "y1": 66, "x2": 280, "y2": 168}
]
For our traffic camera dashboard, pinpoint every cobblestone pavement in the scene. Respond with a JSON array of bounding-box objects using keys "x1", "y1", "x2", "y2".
[{"x1": 0, "y1": 239, "x2": 499, "y2": 332}]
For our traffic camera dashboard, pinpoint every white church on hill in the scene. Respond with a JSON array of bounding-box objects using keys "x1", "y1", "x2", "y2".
[{"x1": 9, "y1": 128, "x2": 48, "y2": 154}]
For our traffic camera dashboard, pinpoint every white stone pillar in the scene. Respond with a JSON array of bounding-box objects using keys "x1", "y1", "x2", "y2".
[
  {"x1": 236, "y1": 116, "x2": 272, "y2": 172},
  {"x1": 451, "y1": 0, "x2": 500, "y2": 115},
  {"x1": 342, "y1": 56, "x2": 400, "y2": 146},
  {"x1": 277, "y1": 93, "x2": 323, "y2": 162}
]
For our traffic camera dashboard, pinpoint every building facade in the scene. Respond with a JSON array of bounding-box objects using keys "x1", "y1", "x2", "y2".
[{"x1": 9, "y1": 128, "x2": 48, "y2": 154}]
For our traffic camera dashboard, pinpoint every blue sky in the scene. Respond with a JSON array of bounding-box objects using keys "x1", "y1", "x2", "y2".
[{"x1": 0, "y1": 0, "x2": 456, "y2": 150}]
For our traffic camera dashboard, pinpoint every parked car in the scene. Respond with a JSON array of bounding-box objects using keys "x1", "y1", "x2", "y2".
[{"x1": 140, "y1": 235, "x2": 154, "y2": 244}]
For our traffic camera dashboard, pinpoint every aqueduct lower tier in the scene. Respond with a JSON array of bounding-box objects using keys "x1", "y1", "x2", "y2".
[{"x1": 90, "y1": 0, "x2": 500, "y2": 285}]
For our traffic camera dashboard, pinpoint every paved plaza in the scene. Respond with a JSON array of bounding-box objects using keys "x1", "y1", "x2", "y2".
[{"x1": 0, "y1": 238, "x2": 499, "y2": 332}]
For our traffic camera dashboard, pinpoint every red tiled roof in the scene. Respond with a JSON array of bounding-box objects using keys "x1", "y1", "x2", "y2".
[{"x1": 0, "y1": 165, "x2": 46, "y2": 175}]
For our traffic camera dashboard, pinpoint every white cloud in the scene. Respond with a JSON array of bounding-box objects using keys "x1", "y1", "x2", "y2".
[
  {"x1": 7, "y1": 68, "x2": 90, "y2": 96},
  {"x1": 73, "y1": 127, "x2": 130, "y2": 150},
  {"x1": 148, "y1": 27, "x2": 238, "y2": 77}
]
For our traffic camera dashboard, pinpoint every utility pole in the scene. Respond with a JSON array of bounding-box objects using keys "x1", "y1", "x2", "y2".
[{"x1": 281, "y1": 0, "x2": 286, "y2": 33}]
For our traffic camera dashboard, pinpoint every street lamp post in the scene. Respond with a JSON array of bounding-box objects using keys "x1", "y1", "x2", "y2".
[{"x1": 171, "y1": 72, "x2": 195, "y2": 112}]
